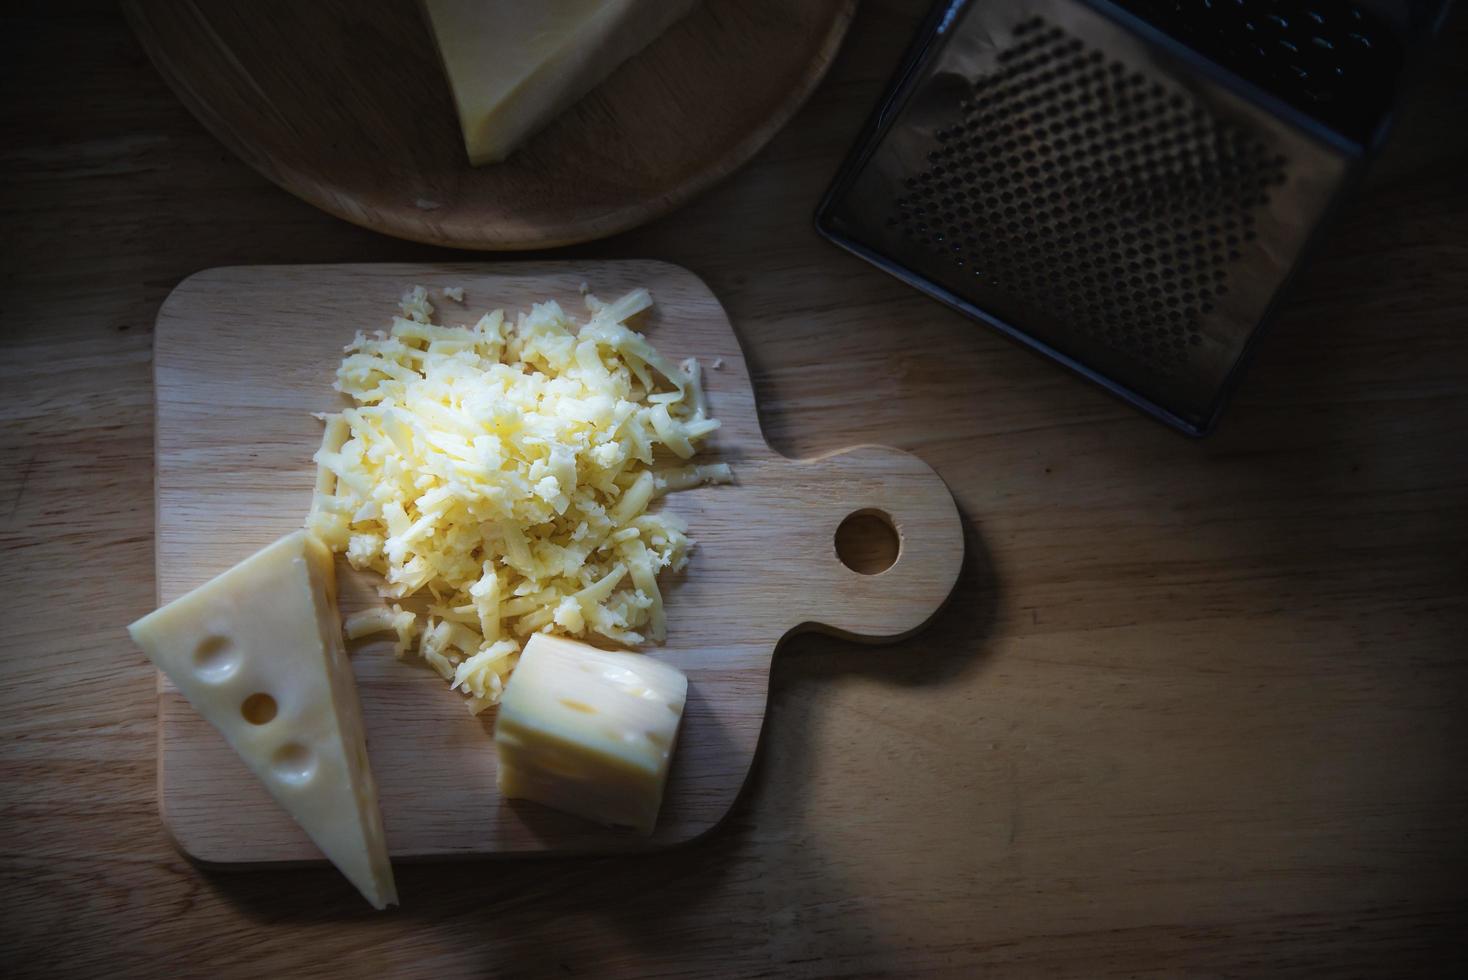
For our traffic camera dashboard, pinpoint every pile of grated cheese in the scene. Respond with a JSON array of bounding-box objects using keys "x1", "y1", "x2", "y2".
[{"x1": 306, "y1": 285, "x2": 731, "y2": 713}]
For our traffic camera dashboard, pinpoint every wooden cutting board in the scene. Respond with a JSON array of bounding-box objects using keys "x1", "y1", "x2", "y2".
[{"x1": 153, "y1": 262, "x2": 963, "y2": 862}]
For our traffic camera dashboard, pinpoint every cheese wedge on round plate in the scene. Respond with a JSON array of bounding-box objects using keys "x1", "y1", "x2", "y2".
[{"x1": 422, "y1": 0, "x2": 700, "y2": 164}]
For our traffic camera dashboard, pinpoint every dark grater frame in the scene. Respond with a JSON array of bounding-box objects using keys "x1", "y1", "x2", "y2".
[{"x1": 816, "y1": 0, "x2": 1423, "y2": 435}]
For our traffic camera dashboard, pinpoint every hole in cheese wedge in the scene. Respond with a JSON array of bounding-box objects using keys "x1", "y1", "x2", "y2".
[
  {"x1": 128, "y1": 530, "x2": 398, "y2": 910},
  {"x1": 272, "y1": 743, "x2": 318, "y2": 786},
  {"x1": 240, "y1": 692, "x2": 278, "y2": 725},
  {"x1": 192, "y1": 634, "x2": 239, "y2": 683}
]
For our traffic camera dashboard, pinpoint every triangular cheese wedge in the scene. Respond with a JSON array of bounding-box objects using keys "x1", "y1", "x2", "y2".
[
  {"x1": 423, "y1": 0, "x2": 700, "y2": 165},
  {"x1": 129, "y1": 531, "x2": 397, "y2": 910}
]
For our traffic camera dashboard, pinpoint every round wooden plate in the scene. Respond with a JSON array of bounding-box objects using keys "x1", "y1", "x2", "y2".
[{"x1": 124, "y1": 0, "x2": 857, "y2": 251}]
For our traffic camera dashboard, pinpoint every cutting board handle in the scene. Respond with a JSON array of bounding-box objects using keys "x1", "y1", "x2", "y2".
[{"x1": 772, "y1": 445, "x2": 963, "y2": 643}]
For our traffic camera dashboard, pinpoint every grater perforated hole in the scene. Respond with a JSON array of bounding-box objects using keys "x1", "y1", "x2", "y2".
[{"x1": 890, "y1": 16, "x2": 1289, "y2": 376}]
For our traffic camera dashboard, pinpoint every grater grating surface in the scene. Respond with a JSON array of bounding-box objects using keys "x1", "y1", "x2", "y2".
[
  {"x1": 890, "y1": 15, "x2": 1291, "y2": 381},
  {"x1": 818, "y1": 0, "x2": 1360, "y2": 433}
]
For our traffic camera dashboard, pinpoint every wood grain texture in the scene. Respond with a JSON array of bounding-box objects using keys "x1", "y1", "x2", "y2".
[
  {"x1": 122, "y1": 0, "x2": 856, "y2": 250},
  {"x1": 153, "y1": 261, "x2": 962, "y2": 860},
  {"x1": 3, "y1": 0, "x2": 1468, "y2": 977}
]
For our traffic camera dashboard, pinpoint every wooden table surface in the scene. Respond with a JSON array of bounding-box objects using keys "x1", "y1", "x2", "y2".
[{"x1": 3, "y1": 1, "x2": 1466, "y2": 976}]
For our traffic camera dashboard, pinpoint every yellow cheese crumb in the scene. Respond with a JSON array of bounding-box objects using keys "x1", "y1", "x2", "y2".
[{"x1": 308, "y1": 286, "x2": 730, "y2": 712}]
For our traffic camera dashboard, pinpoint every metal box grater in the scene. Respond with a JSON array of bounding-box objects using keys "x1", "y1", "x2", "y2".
[{"x1": 817, "y1": 0, "x2": 1449, "y2": 434}]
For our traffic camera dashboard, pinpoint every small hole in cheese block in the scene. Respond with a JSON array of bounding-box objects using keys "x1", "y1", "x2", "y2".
[
  {"x1": 835, "y1": 510, "x2": 900, "y2": 575},
  {"x1": 240, "y1": 692, "x2": 278, "y2": 725}
]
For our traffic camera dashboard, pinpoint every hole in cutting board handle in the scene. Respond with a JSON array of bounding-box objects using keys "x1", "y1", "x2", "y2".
[{"x1": 835, "y1": 509, "x2": 900, "y2": 575}]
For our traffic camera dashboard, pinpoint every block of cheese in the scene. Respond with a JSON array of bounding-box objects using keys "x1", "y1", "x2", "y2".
[
  {"x1": 494, "y1": 634, "x2": 688, "y2": 833},
  {"x1": 422, "y1": 0, "x2": 700, "y2": 165},
  {"x1": 128, "y1": 531, "x2": 397, "y2": 910}
]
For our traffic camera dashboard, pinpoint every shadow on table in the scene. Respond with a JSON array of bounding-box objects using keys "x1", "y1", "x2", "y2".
[{"x1": 191, "y1": 505, "x2": 1001, "y2": 974}]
